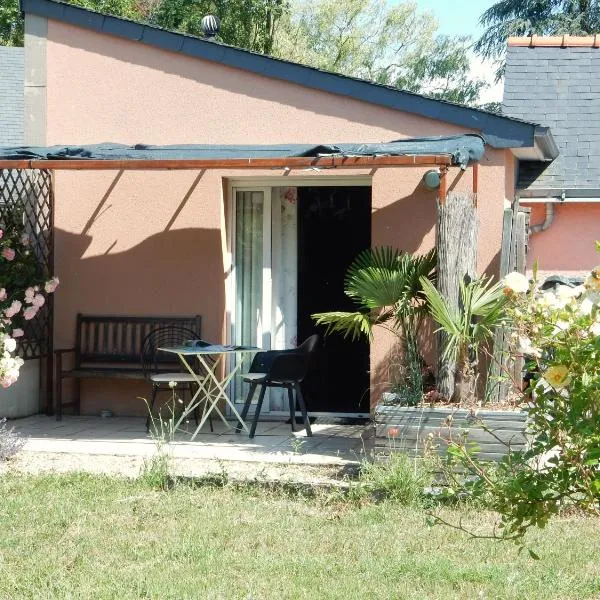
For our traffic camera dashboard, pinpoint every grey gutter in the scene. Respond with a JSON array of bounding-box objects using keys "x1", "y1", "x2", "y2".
[
  {"x1": 534, "y1": 127, "x2": 559, "y2": 161},
  {"x1": 21, "y1": 0, "x2": 551, "y2": 152}
]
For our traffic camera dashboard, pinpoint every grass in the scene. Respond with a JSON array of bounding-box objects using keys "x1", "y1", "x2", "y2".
[{"x1": 0, "y1": 473, "x2": 599, "y2": 599}]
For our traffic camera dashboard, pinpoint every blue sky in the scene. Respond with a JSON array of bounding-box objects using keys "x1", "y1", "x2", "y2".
[
  {"x1": 395, "y1": 0, "x2": 497, "y2": 38},
  {"x1": 406, "y1": 0, "x2": 503, "y2": 102}
]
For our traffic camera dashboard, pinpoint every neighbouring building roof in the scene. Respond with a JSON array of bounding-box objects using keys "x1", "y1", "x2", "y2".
[
  {"x1": 0, "y1": 135, "x2": 486, "y2": 169},
  {"x1": 503, "y1": 36, "x2": 600, "y2": 195},
  {"x1": 0, "y1": 47, "x2": 24, "y2": 146},
  {"x1": 19, "y1": 0, "x2": 556, "y2": 155}
]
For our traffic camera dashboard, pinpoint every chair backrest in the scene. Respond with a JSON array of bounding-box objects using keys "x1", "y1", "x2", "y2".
[
  {"x1": 267, "y1": 335, "x2": 320, "y2": 383},
  {"x1": 297, "y1": 334, "x2": 319, "y2": 357},
  {"x1": 76, "y1": 314, "x2": 201, "y2": 366},
  {"x1": 140, "y1": 325, "x2": 201, "y2": 379}
]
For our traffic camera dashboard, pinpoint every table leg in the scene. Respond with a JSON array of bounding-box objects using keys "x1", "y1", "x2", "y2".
[{"x1": 189, "y1": 353, "x2": 250, "y2": 439}]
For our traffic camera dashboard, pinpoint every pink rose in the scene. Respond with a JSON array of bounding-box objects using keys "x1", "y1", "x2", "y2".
[
  {"x1": 4, "y1": 300, "x2": 22, "y2": 318},
  {"x1": 44, "y1": 277, "x2": 59, "y2": 294},
  {"x1": 1, "y1": 248, "x2": 15, "y2": 261},
  {"x1": 20, "y1": 233, "x2": 29, "y2": 246},
  {"x1": 12, "y1": 328, "x2": 24, "y2": 338},
  {"x1": 23, "y1": 306, "x2": 38, "y2": 320},
  {"x1": 0, "y1": 288, "x2": 6, "y2": 301},
  {"x1": 32, "y1": 294, "x2": 45, "y2": 308},
  {"x1": 24, "y1": 287, "x2": 35, "y2": 303},
  {"x1": 0, "y1": 229, "x2": 3, "y2": 239}
]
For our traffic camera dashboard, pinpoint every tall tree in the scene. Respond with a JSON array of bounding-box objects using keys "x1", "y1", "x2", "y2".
[
  {"x1": 0, "y1": 0, "x2": 287, "y2": 53},
  {"x1": 273, "y1": 0, "x2": 487, "y2": 106},
  {"x1": 476, "y1": 0, "x2": 600, "y2": 78},
  {"x1": 150, "y1": 0, "x2": 287, "y2": 54}
]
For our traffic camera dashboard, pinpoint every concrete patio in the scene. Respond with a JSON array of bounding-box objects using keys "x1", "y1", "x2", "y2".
[{"x1": 5, "y1": 415, "x2": 373, "y2": 484}]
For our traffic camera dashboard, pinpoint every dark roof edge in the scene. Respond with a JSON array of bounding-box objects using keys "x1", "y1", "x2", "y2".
[
  {"x1": 21, "y1": 0, "x2": 544, "y2": 150},
  {"x1": 534, "y1": 127, "x2": 559, "y2": 161}
]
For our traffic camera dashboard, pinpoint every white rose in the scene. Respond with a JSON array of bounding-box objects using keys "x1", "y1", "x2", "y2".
[
  {"x1": 3, "y1": 337, "x2": 16, "y2": 353},
  {"x1": 503, "y1": 272, "x2": 530, "y2": 294}
]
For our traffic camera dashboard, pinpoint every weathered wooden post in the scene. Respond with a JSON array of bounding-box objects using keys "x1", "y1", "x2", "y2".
[{"x1": 435, "y1": 188, "x2": 478, "y2": 399}]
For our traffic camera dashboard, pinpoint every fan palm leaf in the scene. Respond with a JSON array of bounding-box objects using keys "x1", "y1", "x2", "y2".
[
  {"x1": 312, "y1": 247, "x2": 437, "y2": 341},
  {"x1": 420, "y1": 275, "x2": 506, "y2": 363}
]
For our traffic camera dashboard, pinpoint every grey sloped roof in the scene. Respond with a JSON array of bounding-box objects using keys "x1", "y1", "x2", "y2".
[
  {"x1": 0, "y1": 47, "x2": 24, "y2": 146},
  {"x1": 19, "y1": 0, "x2": 551, "y2": 152},
  {"x1": 503, "y1": 44, "x2": 600, "y2": 191},
  {"x1": 0, "y1": 135, "x2": 486, "y2": 168}
]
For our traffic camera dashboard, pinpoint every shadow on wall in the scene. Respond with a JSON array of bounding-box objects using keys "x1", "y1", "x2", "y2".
[
  {"x1": 371, "y1": 186, "x2": 437, "y2": 253},
  {"x1": 369, "y1": 318, "x2": 435, "y2": 409},
  {"x1": 53, "y1": 226, "x2": 226, "y2": 417}
]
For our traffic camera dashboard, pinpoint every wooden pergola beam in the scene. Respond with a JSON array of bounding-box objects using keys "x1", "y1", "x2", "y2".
[{"x1": 0, "y1": 154, "x2": 452, "y2": 171}]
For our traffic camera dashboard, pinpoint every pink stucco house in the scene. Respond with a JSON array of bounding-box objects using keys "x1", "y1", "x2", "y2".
[{"x1": 3, "y1": 0, "x2": 560, "y2": 419}]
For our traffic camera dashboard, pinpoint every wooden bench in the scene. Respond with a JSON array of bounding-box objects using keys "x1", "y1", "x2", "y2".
[{"x1": 55, "y1": 314, "x2": 201, "y2": 420}]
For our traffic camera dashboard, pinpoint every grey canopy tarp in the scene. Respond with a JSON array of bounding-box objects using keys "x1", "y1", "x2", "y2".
[{"x1": 0, "y1": 134, "x2": 485, "y2": 169}]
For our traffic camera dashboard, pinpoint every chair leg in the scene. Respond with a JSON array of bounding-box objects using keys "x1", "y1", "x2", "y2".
[
  {"x1": 146, "y1": 385, "x2": 159, "y2": 433},
  {"x1": 287, "y1": 385, "x2": 297, "y2": 433},
  {"x1": 295, "y1": 383, "x2": 312, "y2": 437},
  {"x1": 74, "y1": 378, "x2": 81, "y2": 416},
  {"x1": 191, "y1": 383, "x2": 199, "y2": 426},
  {"x1": 192, "y1": 382, "x2": 213, "y2": 433},
  {"x1": 249, "y1": 384, "x2": 267, "y2": 439},
  {"x1": 56, "y1": 376, "x2": 63, "y2": 421},
  {"x1": 236, "y1": 382, "x2": 257, "y2": 433}
]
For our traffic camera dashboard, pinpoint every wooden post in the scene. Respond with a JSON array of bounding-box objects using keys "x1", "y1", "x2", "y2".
[
  {"x1": 487, "y1": 202, "x2": 531, "y2": 403},
  {"x1": 435, "y1": 191, "x2": 478, "y2": 399}
]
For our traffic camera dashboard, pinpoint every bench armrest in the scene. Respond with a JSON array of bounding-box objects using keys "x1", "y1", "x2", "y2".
[{"x1": 54, "y1": 347, "x2": 76, "y2": 355}]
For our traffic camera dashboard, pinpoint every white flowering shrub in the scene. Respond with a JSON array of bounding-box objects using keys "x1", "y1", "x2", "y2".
[
  {"x1": 0, "y1": 214, "x2": 58, "y2": 388},
  {"x1": 435, "y1": 248, "x2": 600, "y2": 546}
]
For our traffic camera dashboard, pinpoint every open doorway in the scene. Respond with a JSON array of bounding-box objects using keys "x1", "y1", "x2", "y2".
[
  {"x1": 297, "y1": 187, "x2": 372, "y2": 416},
  {"x1": 229, "y1": 182, "x2": 371, "y2": 416}
]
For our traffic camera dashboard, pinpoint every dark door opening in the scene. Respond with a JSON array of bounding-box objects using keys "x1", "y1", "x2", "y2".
[{"x1": 297, "y1": 186, "x2": 372, "y2": 414}]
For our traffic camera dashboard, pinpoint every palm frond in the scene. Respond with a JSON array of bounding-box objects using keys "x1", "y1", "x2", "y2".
[
  {"x1": 344, "y1": 247, "x2": 410, "y2": 309},
  {"x1": 311, "y1": 311, "x2": 374, "y2": 341}
]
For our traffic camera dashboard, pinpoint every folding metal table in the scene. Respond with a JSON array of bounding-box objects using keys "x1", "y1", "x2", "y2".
[{"x1": 158, "y1": 344, "x2": 258, "y2": 439}]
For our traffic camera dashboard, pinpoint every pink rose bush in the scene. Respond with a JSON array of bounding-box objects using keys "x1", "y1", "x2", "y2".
[{"x1": 0, "y1": 220, "x2": 59, "y2": 388}]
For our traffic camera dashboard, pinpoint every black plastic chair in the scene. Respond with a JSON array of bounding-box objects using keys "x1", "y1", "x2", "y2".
[
  {"x1": 141, "y1": 326, "x2": 214, "y2": 433},
  {"x1": 236, "y1": 335, "x2": 319, "y2": 438}
]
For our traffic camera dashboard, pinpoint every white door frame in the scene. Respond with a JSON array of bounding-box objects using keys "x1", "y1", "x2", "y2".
[{"x1": 225, "y1": 177, "x2": 372, "y2": 417}]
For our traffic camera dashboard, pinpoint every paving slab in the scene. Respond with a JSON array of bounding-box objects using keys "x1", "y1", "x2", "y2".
[{"x1": 5, "y1": 415, "x2": 372, "y2": 480}]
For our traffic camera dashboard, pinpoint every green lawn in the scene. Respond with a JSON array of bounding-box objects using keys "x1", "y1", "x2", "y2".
[{"x1": 0, "y1": 473, "x2": 599, "y2": 599}]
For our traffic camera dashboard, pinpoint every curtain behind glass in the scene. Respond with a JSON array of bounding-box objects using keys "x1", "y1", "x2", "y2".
[{"x1": 233, "y1": 191, "x2": 264, "y2": 402}]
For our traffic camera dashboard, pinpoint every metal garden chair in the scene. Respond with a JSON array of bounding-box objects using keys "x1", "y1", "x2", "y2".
[{"x1": 141, "y1": 326, "x2": 214, "y2": 433}]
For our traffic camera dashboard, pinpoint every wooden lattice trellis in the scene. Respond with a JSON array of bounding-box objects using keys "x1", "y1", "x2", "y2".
[{"x1": 0, "y1": 168, "x2": 54, "y2": 410}]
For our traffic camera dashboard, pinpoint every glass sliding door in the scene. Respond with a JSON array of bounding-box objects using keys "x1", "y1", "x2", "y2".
[{"x1": 229, "y1": 186, "x2": 298, "y2": 413}]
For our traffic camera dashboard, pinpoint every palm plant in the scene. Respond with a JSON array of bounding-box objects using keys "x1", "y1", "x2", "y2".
[
  {"x1": 419, "y1": 275, "x2": 507, "y2": 404},
  {"x1": 312, "y1": 247, "x2": 436, "y2": 403}
]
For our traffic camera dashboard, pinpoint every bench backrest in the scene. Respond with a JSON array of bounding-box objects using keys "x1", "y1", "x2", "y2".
[{"x1": 75, "y1": 314, "x2": 201, "y2": 366}]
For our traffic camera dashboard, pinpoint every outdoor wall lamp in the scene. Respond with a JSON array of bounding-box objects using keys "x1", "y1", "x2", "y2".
[{"x1": 423, "y1": 169, "x2": 441, "y2": 190}]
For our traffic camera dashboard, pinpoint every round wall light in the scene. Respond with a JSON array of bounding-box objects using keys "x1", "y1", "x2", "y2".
[{"x1": 423, "y1": 169, "x2": 441, "y2": 190}]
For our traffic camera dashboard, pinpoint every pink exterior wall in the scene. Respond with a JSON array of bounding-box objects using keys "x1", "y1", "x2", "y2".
[
  {"x1": 46, "y1": 20, "x2": 508, "y2": 414},
  {"x1": 524, "y1": 203, "x2": 600, "y2": 278}
]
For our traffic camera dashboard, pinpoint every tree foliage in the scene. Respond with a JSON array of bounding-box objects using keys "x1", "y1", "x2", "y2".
[
  {"x1": 0, "y1": 0, "x2": 287, "y2": 53},
  {"x1": 476, "y1": 0, "x2": 600, "y2": 78},
  {"x1": 273, "y1": 0, "x2": 487, "y2": 106}
]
